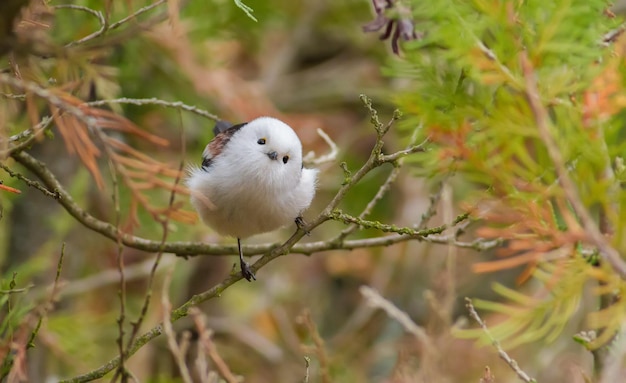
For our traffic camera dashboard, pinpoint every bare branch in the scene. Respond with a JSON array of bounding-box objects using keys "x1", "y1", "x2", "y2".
[
  {"x1": 297, "y1": 310, "x2": 331, "y2": 383},
  {"x1": 379, "y1": 140, "x2": 428, "y2": 163},
  {"x1": 85, "y1": 98, "x2": 219, "y2": 121},
  {"x1": 303, "y1": 128, "x2": 339, "y2": 166},
  {"x1": 465, "y1": 298, "x2": 536, "y2": 383},
  {"x1": 0, "y1": 161, "x2": 59, "y2": 199},
  {"x1": 0, "y1": 74, "x2": 99, "y2": 133},
  {"x1": 190, "y1": 308, "x2": 240, "y2": 383},
  {"x1": 109, "y1": 0, "x2": 167, "y2": 30},
  {"x1": 161, "y1": 268, "x2": 194, "y2": 383},
  {"x1": 53, "y1": 5, "x2": 106, "y2": 47},
  {"x1": 360, "y1": 286, "x2": 432, "y2": 347},
  {"x1": 54, "y1": 0, "x2": 168, "y2": 47},
  {"x1": 337, "y1": 165, "x2": 401, "y2": 240}
]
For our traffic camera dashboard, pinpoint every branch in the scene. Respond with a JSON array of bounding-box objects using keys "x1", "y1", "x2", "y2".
[
  {"x1": 161, "y1": 269, "x2": 194, "y2": 383},
  {"x1": 337, "y1": 164, "x2": 401, "y2": 240},
  {"x1": 302, "y1": 128, "x2": 339, "y2": 166},
  {"x1": 0, "y1": 74, "x2": 99, "y2": 133},
  {"x1": 329, "y1": 209, "x2": 469, "y2": 237},
  {"x1": 465, "y1": 298, "x2": 536, "y2": 383},
  {"x1": 360, "y1": 286, "x2": 432, "y2": 348},
  {"x1": 297, "y1": 310, "x2": 330, "y2": 383},
  {"x1": 0, "y1": 116, "x2": 54, "y2": 156},
  {"x1": 54, "y1": 1, "x2": 168, "y2": 47},
  {"x1": 53, "y1": 5, "x2": 106, "y2": 47},
  {"x1": 189, "y1": 308, "x2": 240, "y2": 383},
  {"x1": 0, "y1": 161, "x2": 59, "y2": 199},
  {"x1": 6, "y1": 150, "x2": 498, "y2": 257},
  {"x1": 108, "y1": 0, "x2": 167, "y2": 31},
  {"x1": 85, "y1": 98, "x2": 219, "y2": 121}
]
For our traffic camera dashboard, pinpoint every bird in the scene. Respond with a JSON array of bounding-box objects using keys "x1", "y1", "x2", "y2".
[{"x1": 186, "y1": 117, "x2": 318, "y2": 281}]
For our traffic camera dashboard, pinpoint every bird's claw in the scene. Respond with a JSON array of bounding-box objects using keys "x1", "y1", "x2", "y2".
[
  {"x1": 295, "y1": 216, "x2": 310, "y2": 236},
  {"x1": 240, "y1": 260, "x2": 256, "y2": 282}
]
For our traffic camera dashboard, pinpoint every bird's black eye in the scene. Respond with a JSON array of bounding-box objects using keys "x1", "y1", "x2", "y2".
[
  {"x1": 282, "y1": 155, "x2": 289, "y2": 164},
  {"x1": 257, "y1": 138, "x2": 266, "y2": 145}
]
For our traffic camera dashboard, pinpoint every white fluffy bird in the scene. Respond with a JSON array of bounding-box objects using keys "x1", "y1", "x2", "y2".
[{"x1": 187, "y1": 117, "x2": 318, "y2": 281}]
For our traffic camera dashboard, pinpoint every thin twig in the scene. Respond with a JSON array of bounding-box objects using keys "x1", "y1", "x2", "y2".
[
  {"x1": 53, "y1": 4, "x2": 106, "y2": 47},
  {"x1": 298, "y1": 310, "x2": 330, "y2": 383},
  {"x1": 601, "y1": 23, "x2": 626, "y2": 46},
  {"x1": 108, "y1": 0, "x2": 167, "y2": 31},
  {"x1": 0, "y1": 161, "x2": 59, "y2": 199},
  {"x1": 190, "y1": 308, "x2": 239, "y2": 383},
  {"x1": 303, "y1": 128, "x2": 339, "y2": 166},
  {"x1": 360, "y1": 286, "x2": 432, "y2": 347},
  {"x1": 161, "y1": 267, "x2": 194, "y2": 383},
  {"x1": 465, "y1": 298, "x2": 535, "y2": 383},
  {"x1": 301, "y1": 356, "x2": 311, "y2": 383},
  {"x1": 417, "y1": 181, "x2": 444, "y2": 230},
  {"x1": 31, "y1": 257, "x2": 176, "y2": 302},
  {"x1": 379, "y1": 141, "x2": 428, "y2": 163},
  {"x1": 85, "y1": 98, "x2": 219, "y2": 121},
  {"x1": 0, "y1": 74, "x2": 99, "y2": 132},
  {"x1": 55, "y1": 0, "x2": 168, "y2": 47},
  {"x1": 335, "y1": 120, "x2": 424, "y2": 241},
  {"x1": 337, "y1": 165, "x2": 402, "y2": 240},
  {"x1": 1, "y1": 93, "x2": 26, "y2": 100},
  {"x1": 476, "y1": 40, "x2": 521, "y2": 87},
  {"x1": 4, "y1": 243, "x2": 67, "y2": 383},
  {"x1": 1, "y1": 115, "x2": 54, "y2": 156},
  {"x1": 233, "y1": 0, "x2": 257, "y2": 22},
  {"x1": 109, "y1": 134, "x2": 129, "y2": 383},
  {"x1": 0, "y1": 286, "x2": 33, "y2": 294}
]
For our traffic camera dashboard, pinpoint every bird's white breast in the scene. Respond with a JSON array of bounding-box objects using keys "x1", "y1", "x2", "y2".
[{"x1": 187, "y1": 158, "x2": 317, "y2": 239}]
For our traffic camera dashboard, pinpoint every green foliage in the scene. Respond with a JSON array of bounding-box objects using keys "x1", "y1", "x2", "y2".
[
  {"x1": 388, "y1": 0, "x2": 626, "y2": 349},
  {"x1": 456, "y1": 256, "x2": 591, "y2": 347}
]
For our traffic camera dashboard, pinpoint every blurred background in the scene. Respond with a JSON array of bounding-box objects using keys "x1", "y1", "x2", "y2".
[{"x1": 0, "y1": 1, "x2": 606, "y2": 382}]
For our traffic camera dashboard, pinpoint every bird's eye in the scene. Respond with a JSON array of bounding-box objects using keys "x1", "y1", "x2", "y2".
[
  {"x1": 257, "y1": 138, "x2": 266, "y2": 145},
  {"x1": 282, "y1": 155, "x2": 289, "y2": 164}
]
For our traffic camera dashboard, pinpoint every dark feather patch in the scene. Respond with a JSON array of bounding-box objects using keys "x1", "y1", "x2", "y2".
[
  {"x1": 203, "y1": 121, "x2": 248, "y2": 165},
  {"x1": 212, "y1": 120, "x2": 249, "y2": 136},
  {"x1": 213, "y1": 120, "x2": 234, "y2": 136},
  {"x1": 201, "y1": 157, "x2": 213, "y2": 171}
]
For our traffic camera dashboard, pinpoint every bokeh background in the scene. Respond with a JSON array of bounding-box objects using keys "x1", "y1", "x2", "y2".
[{"x1": 2, "y1": 1, "x2": 623, "y2": 382}]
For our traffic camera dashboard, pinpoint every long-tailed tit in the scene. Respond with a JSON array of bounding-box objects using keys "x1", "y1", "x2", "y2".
[{"x1": 187, "y1": 117, "x2": 318, "y2": 281}]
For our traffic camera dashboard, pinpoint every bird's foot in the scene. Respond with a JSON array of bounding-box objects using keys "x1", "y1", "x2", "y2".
[
  {"x1": 240, "y1": 259, "x2": 256, "y2": 282},
  {"x1": 295, "y1": 216, "x2": 310, "y2": 236}
]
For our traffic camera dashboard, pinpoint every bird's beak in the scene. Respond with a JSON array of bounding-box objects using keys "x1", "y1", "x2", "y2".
[{"x1": 267, "y1": 151, "x2": 278, "y2": 161}]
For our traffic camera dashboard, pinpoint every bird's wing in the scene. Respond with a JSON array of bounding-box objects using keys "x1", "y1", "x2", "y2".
[{"x1": 203, "y1": 121, "x2": 249, "y2": 166}]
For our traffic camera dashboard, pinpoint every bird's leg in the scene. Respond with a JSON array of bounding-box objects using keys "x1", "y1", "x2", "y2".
[
  {"x1": 295, "y1": 216, "x2": 310, "y2": 236},
  {"x1": 238, "y1": 238, "x2": 256, "y2": 282}
]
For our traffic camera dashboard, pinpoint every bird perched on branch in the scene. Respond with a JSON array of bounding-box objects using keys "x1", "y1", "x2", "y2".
[{"x1": 187, "y1": 117, "x2": 318, "y2": 281}]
